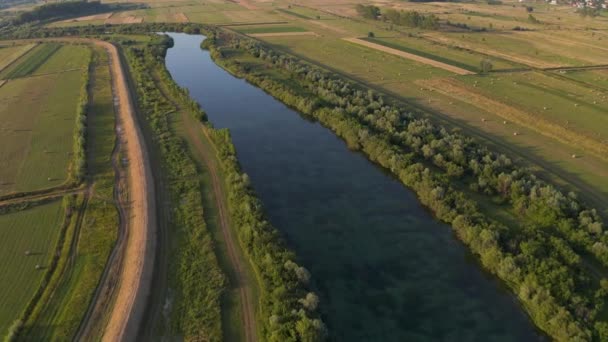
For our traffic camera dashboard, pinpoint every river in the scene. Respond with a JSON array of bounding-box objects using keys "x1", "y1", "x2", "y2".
[{"x1": 164, "y1": 32, "x2": 540, "y2": 341}]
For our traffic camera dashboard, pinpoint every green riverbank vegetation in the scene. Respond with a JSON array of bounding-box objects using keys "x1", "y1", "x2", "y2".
[{"x1": 203, "y1": 29, "x2": 608, "y2": 341}]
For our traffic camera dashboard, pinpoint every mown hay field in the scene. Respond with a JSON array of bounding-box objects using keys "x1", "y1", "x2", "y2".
[
  {"x1": 0, "y1": 44, "x2": 90, "y2": 195},
  {"x1": 456, "y1": 71, "x2": 608, "y2": 140},
  {"x1": 0, "y1": 200, "x2": 65, "y2": 335}
]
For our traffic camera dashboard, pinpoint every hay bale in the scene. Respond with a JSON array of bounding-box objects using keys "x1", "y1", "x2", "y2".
[
  {"x1": 572, "y1": 154, "x2": 577, "y2": 158},
  {"x1": 25, "y1": 250, "x2": 31, "y2": 256},
  {"x1": 481, "y1": 118, "x2": 487, "y2": 122},
  {"x1": 503, "y1": 120, "x2": 508, "y2": 124},
  {"x1": 35, "y1": 264, "x2": 41, "y2": 270},
  {"x1": 513, "y1": 132, "x2": 519, "y2": 136}
]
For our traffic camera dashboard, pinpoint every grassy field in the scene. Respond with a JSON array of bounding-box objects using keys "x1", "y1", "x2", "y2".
[
  {"x1": 560, "y1": 69, "x2": 608, "y2": 91},
  {"x1": 31, "y1": 44, "x2": 91, "y2": 75},
  {"x1": 0, "y1": 200, "x2": 66, "y2": 336},
  {"x1": 0, "y1": 44, "x2": 61, "y2": 79},
  {"x1": 364, "y1": 36, "x2": 518, "y2": 72},
  {"x1": 0, "y1": 43, "x2": 36, "y2": 73},
  {"x1": 21, "y1": 46, "x2": 119, "y2": 341},
  {"x1": 0, "y1": 46, "x2": 89, "y2": 195},
  {"x1": 456, "y1": 71, "x2": 608, "y2": 140},
  {"x1": 236, "y1": 25, "x2": 307, "y2": 34}
]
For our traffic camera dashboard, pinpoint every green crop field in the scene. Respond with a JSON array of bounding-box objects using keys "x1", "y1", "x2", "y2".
[
  {"x1": 0, "y1": 44, "x2": 60, "y2": 79},
  {"x1": 31, "y1": 45, "x2": 91, "y2": 75},
  {"x1": 0, "y1": 200, "x2": 66, "y2": 336},
  {"x1": 0, "y1": 43, "x2": 36, "y2": 73},
  {"x1": 236, "y1": 25, "x2": 307, "y2": 34},
  {"x1": 457, "y1": 71, "x2": 608, "y2": 139},
  {"x1": 364, "y1": 36, "x2": 518, "y2": 71},
  {"x1": 0, "y1": 68, "x2": 87, "y2": 195},
  {"x1": 264, "y1": 35, "x2": 452, "y2": 83},
  {"x1": 560, "y1": 69, "x2": 608, "y2": 91}
]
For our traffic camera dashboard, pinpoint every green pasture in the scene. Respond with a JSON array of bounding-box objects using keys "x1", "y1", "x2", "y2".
[
  {"x1": 366, "y1": 36, "x2": 518, "y2": 71},
  {"x1": 0, "y1": 200, "x2": 65, "y2": 336},
  {"x1": 0, "y1": 44, "x2": 60, "y2": 79},
  {"x1": 31, "y1": 45, "x2": 91, "y2": 75},
  {"x1": 0, "y1": 69, "x2": 85, "y2": 195},
  {"x1": 559, "y1": 69, "x2": 608, "y2": 91},
  {"x1": 264, "y1": 35, "x2": 451, "y2": 84},
  {"x1": 236, "y1": 25, "x2": 307, "y2": 34},
  {"x1": 458, "y1": 71, "x2": 608, "y2": 139},
  {"x1": 0, "y1": 44, "x2": 36, "y2": 72}
]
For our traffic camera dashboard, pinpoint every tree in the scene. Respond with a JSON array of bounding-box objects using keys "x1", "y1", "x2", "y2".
[
  {"x1": 480, "y1": 59, "x2": 494, "y2": 73},
  {"x1": 355, "y1": 4, "x2": 380, "y2": 20},
  {"x1": 368, "y1": 31, "x2": 375, "y2": 38}
]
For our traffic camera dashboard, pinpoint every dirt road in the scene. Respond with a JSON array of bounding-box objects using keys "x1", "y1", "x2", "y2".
[
  {"x1": 90, "y1": 40, "x2": 156, "y2": 342},
  {"x1": 343, "y1": 37, "x2": 475, "y2": 75}
]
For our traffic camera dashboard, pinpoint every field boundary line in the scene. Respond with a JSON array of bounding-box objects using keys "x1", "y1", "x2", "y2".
[
  {"x1": 342, "y1": 37, "x2": 475, "y2": 75},
  {"x1": 0, "y1": 188, "x2": 84, "y2": 208}
]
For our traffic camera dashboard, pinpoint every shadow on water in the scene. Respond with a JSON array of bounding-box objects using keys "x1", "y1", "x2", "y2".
[{"x1": 164, "y1": 32, "x2": 543, "y2": 342}]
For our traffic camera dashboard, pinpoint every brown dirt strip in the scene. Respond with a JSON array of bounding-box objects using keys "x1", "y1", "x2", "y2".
[
  {"x1": 249, "y1": 31, "x2": 317, "y2": 37},
  {"x1": 174, "y1": 12, "x2": 188, "y2": 23},
  {"x1": 343, "y1": 37, "x2": 475, "y2": 75},
  {"x1": 0, "y1": 80, "x2": 6, "y2": 89},
  {"x1": 93, "y1": 40, "x2": 156, "y2": 342}
]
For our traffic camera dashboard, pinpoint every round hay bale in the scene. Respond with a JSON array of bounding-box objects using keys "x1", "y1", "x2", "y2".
[
  {"x1": 25, "y1": 250, "x2": 31, "y2": 256},
  {"x1": 35, "y1": 264, "x2": 41, "y2": 270},
  {"x1": 503, "y1": 120, "x2": 508, "y2": 124},
  {"x1": 513, "y1": 132, "x2": 519, "y2": 136}
]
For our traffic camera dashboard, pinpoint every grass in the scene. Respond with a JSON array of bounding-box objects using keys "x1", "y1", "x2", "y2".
[
  {"x1": 0, "y1": 43, "x2": 36, "y2": 73},
  {"x1": 0, "y1": 66, "x2": 86, "y2": 195},
  {"x1": 257, "y1": 28, "x2": 608, "y2": 218},
  {"x1": 21, "y1": 46, "x2": 119, "y2": 341},
  {"x1": 364, "y1": 36, "x2": 518, "y2": 71},
  {"x1": 31, "y1": 44, "x2": 91, "y2": 75},
  {"x1": 0, "y1": 43, "x2": 61, "y2": 79},
  {"x1": 559, "y1": 69, "x2": 608, "y2": 91},
  {"x1": 457, "y1": 71, "x2": 608, "y2": 140},
  {"x1": 276, "y1": 8, "x2": 312, "y2": 19},
  {"x1": 0, "y1": 199, "x2": 65, "y2": 336},
  {"x1": 236, "y1": 25, "x2": 307, "y2": 34}
]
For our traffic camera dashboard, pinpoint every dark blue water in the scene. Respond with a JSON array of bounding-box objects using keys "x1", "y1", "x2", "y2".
[{"x1": 165, "y1": 32, "x2": 540, "y2": 341}]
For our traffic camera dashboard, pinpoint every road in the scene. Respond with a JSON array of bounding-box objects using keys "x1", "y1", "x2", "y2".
[{"x1": 92, "y1": 40, "x2": 156, "y2": 342}]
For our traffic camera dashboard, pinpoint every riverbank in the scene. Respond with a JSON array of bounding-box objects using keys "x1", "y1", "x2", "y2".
[{"x1": 199, "y1": 30, "x2": 607, "y2": 340}]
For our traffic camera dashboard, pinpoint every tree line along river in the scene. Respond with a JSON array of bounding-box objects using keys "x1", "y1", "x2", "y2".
[{"x1": 164, "y1": 32, "x2": 541, "y2": 341}]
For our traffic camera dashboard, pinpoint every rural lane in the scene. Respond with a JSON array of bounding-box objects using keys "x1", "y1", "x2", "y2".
[{"x1": 93, "y1": 40, "x2": 157, "y2": 342}]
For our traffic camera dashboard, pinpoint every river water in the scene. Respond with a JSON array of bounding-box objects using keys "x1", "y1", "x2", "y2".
[{"x1": 164, "y1": 32, "x2": 539, "y2": 341}]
